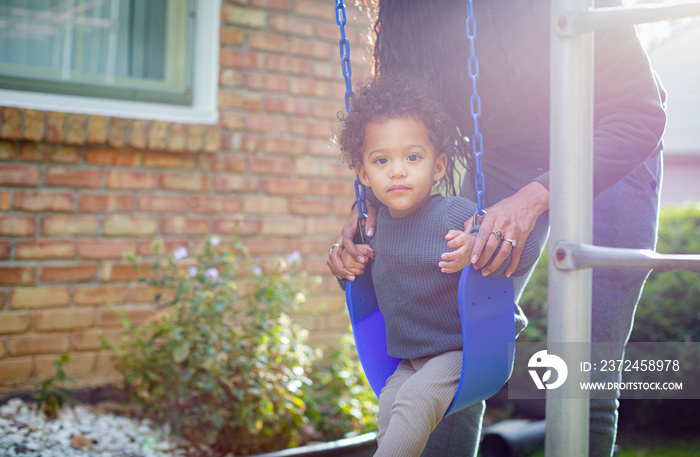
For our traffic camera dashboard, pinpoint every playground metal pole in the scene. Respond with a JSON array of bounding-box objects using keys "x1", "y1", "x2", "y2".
[{"x1": 547, "y1": 0, "x2": 594, "y2": 455}]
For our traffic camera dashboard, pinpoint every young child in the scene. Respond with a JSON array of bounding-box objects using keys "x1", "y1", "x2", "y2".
[{"x1": 336, "y1": 77, "x2": 540, "y2": 457}]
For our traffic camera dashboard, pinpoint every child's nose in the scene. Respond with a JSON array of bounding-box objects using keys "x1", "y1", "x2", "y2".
[{"x1": 389, "y1": 162, "x2": 406, "y2": 178}]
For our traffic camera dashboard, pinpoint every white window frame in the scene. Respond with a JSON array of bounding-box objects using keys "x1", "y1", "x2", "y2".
[{"x1": 0, "y1": 0, "x2": 220, "y2": 125}]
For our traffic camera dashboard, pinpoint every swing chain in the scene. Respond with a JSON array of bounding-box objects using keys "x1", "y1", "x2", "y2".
[
  {"x1": 466, "y1": 0, "x2": 486, "y2": 215},
  {"x1": 335, "y1": 0, "x2": 367, "y2": 221}
]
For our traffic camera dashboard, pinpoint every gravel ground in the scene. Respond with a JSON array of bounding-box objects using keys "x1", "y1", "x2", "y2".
[{"x1": 0, "y1": 398, "x2": 208, "y2": 457}]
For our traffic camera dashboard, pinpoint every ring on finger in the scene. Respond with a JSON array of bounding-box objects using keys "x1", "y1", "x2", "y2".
[
  {"x1": 329, "y1": 243, "x2": 343, "y2": 256},
  {"x1": 503, "y1": 238, "x2": 517, "y2": 247},
  {"x1": 492, "y1": 231, "x2": 503, "y2": 240}
]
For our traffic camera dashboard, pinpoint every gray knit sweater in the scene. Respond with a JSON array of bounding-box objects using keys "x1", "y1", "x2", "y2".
[{"x1": 369, "y1": 195, "x2": 538, "y2": 359}]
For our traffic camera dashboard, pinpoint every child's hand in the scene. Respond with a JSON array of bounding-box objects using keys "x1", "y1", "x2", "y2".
[
  {"x1": 341, "y1": 244, "x2": 375, "y2": 281},
  {"x1": 439, "y1": 229, "x2": 476, "y2": 273}
]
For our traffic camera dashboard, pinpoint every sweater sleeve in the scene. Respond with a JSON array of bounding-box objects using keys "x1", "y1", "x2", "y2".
[
  {"x1": 533, "y1": 1, "x2": 666, "y2": 196},
  {"x1": 447, "y1": 198, "x2": 542, "y2": 278}
]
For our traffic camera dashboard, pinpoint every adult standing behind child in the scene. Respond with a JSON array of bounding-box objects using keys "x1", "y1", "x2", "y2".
[{"x1": 328, "y1": 1, "x2": 666, "y2": 456}]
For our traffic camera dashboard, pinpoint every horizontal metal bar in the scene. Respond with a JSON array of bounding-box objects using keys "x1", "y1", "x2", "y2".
[
  {"x1": 557, "y1": 1, "x2": 700, "y2": 37},
  {"x1": 554, "y1": 241, "x2": 700, "y2": 271}
]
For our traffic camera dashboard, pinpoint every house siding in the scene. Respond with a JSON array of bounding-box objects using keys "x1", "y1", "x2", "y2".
[{"x1": 0, "y1": 0, "x2": 372, "y2": 391}]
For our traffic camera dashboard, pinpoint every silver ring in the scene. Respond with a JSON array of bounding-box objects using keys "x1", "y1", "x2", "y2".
[
  {"x1": 329, "y1": 243, "x2": 343, "y2": 256},
  {"x1": 492, "y1": 231, "x2": 503, "y2": 240},
  {"x1": 504, "y1": 238, "x2": 517, "y2": 247}
]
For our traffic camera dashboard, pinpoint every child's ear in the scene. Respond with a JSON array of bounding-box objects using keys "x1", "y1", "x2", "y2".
[
  {"x1": 356, "y1": 162, "x2": 371, "y2": 187},
  {"x1": 433, "y1": 153, "x2": 448, "y2": 182}
]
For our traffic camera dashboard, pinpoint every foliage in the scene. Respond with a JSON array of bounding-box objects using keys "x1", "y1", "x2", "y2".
[
  {"x1": 303, "y1": 334, "x2": 378, "y2": 439},
  {"x1": 104, "y1": 236, "x2": 336, "y2": 455},
  {"x1": 35, "y1": 352, "x2": 74, "y2": 419}
]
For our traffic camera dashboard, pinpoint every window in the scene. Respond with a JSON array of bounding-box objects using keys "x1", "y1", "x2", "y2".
[{"x1": 0, "y1": 0, "x2": 219, "y2": 124}]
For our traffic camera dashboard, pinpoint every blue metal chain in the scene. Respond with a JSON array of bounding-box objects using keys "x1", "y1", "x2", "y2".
[
  {"x1": 335, "y1": 0, "x2": 367, "y2": 221},
  {"x1": 466, "y1": 0, "x2": 486, "y2": 215}
]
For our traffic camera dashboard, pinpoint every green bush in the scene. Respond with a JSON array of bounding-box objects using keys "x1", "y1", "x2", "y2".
[{"x1": 104, "y1": 236, "x2": 376, "y2": 455}]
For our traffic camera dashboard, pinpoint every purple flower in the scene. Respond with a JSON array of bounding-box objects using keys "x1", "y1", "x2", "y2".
[
  {"x1": 205, "y1": 268, "x2": 219, "y2": 280},
  {"x1": 173, "y1": 247, "x2": 189, "y2": 261}
]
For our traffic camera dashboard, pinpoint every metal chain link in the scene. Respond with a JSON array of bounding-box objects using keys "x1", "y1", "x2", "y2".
[
  {"x1": 335, "y1": 0, "x2": 367, "y2": 220},
  {"x1": 466, "y1": 0, "x2": 487, "y2": 215}
]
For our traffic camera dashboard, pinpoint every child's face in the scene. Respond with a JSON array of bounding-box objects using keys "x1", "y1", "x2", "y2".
[{"x1": 356, "y1": 117, "x2": 447, "y2": 218}]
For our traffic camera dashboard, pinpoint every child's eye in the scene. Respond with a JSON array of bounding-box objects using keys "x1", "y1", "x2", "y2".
[
  {"x1": 407, "y1": 154, "x2": 421, "y2": 162},
  {"x1": 374, "y1": 157, "x2": 388, "y2": 165}
]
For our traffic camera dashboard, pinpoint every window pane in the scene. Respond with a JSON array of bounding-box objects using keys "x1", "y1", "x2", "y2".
[{"x1": 0, "y1": 0, "x2": 192, "y2": 105}]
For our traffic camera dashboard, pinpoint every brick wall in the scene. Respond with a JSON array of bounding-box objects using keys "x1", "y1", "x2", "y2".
[{"x1": 0, "y1": 0, "x2": 373, "y2": 392}]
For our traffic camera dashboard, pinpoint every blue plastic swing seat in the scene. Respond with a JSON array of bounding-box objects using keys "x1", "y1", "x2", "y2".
[{"x1": 345, "y1": 263, "x2": 516, "y2": 417}]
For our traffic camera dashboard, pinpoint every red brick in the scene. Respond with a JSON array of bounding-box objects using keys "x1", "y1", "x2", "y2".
[
  {"x1": 147, "y1": 120, "x2": 169, "y2": 150},
  {"x1": 291, "y1": 197, "x2": 333, "y2": 215},
  {"x1": 309, "y1": 139, "x2": 335, "y2": 156},
  {"x1": 242, "y1": 196, "x2": 289, "y2": 214},
  {"x1": 222, "y1": 5, "x2": 266, "y2": 27},
  {"x1": 312, "y1": 100, "x2": 341, "y2": 119},
  {"x1": 249, "y1": 31, "x2": 288, "y2": 52},
  {"x1": 162, "y1": 217, "x2": 209, "y2": 235},
  {"x1": 85, "y1": 147, "x2": 141, "y2": 167},
  {"x1": 289, "y1": 118, "x2": 334, "y2": 138},
  {"x1": 0, "y1": 190, "x2": 9, "y2": 210},
  {"x1": 35, "y1": 352, "x2": 96, "y2": 377},
  {"x1": 108, "y1": 117, "x2": 127, "y2": 148},
  {"x1": 98, "y1": 304, "x2": 155, "y2": 328},
  {"x1": 74, "y1": 284, "x2": 128, "y2": 306},
  {"x1": 294, "y1": 0, "x2": 331, "y2": 19},
  {"x1": 79, "y1": 194, "x2": 133, "y2": 212},
  {"x1": 310, "y1": 179, "x2": 354, "y2": 196},
  {"x1": 1, "y1": 107, "x2": 21, "y2": 139},
  {"x1": 290, "y1": 37, "x2": 334, "y2": 59},
  {"x1": 214, "y1": 217, "x2": 260, "y2": 236},
  {"x1": 143, "y1": 151, "x2": 196, "y2": 169},
  {"x1": 128, "y1": 284, "x2": 176, "y2": 304},
  {"x1": 137, "y1": 195, "x2": 190, "y2": 212},
  {"x1": 220, "y1": 26, "x2": 245, "y2": 45},
  {"x1": 41, "y1": 263, "x2": 97, "y2": 283},
  {"x1": 44, "y1": 167, "x2": 101, "y2": 188},
  {"x1": 104, "y1": 215, "x2": 158, "y2": 236},
  {"x1": 248, "y1": 156, "x2": 293, "y2": 175},
  {"x1": 10, "y1": 287, "x2": 70, "y2": 309},
  {"x1": 65, "y1": 113, "x2": 87, "y2": 145},
  {"x1": 314, "y1": 22, "x2": 342, "y2": 41},
  {"x1": 78, "y1": 239, "x2": 136, "y2": 259},
  {"x1": 0, "y1": 357, "x2": 32, "y2": 382},
  {"x1": 219, "y1": 90, "x2": 262, "y2": 110},
  {"x1": 295, "y1": 157, "x2": 348, "y2": 177},
  {"x1": 244, "y1": 237, "x2": 288, "y2": 256},
  {"x1": 136, "y1": 239, "x2": 190, "y2": 257},
  {"x1": 246, "y1": 73, "x2": 289, "y2": 92},
  {"x1": 100, "y1": 262, "x2": 139, "y2": 282},
  {"x1": 306, "y1": 217, "x2": 346, "y2": 235},
  {"x1": 264, "y1": 96, "x2": 310, "y2": 115},
  {"x1": 72, "y1": 328, "x2": 122, "y2": 351},
  {"x1": 35, "y1": 308, "x2": 94, "y2": 332},
  {"x1": 0, "y1": 266, "x2": 36, "y2": 285},
  {"x1": 221, "y1": 112, "x2": 244, "y2": 130},
  {"x1": 0, "y1": 215, "x2": 36, "y2": 236},
  {"x1": 204, "y1": 125, "x2": 222, "y2": 153},
  {"x1": 186, "y1": 124, "x2": 205, "y2": 152},
  {"x1": 289, "y1": 77, "x2": 332, "y2": 98},
  {"x1": 261, "y1": 217, "x2": 305, "y2": 236},
  {"x1": 45, "y1": 111, "x2": 65, "y2": 142},
  {"x1": 105, "y1": 170, "x2": 159, "y2": 189},
  {"x1": 19, "y1": 143, "x2": 80, "y2": 163},
  {"x1": 87, "y1": 115, "x2": 108, "y2": 144},
  {"x1": 189, "y1": 196, "x2": 241, "y2": 213},
  {"x1": 230, "y1": 133, "x2": 259, "y2": 153},
  {"x1": 269, "y1": 14, "x2": 313, "y2": 36},
  {"x1": 311, "y1": 61, "x2": 334, "y2": 80},
  {"x1": 168, "y1": 123, "x2": 187, "y2": 152},
  {"x1": 219, "y1": 49, "x2": 264, "y2": 69},
  {"x1": 129, "y1": 119, "x2": 149, "y2": 149},
  {"x1": 266, "y1": 55, "x2": 310, "y2": 75},
  {"x1": 246, "y1": 113, "x2": 288, "y2": 133},
  {"x1": 14, "y1": 190, "x2": 75, "y2": 212},
  {"x1": 160, "y1": 172, "x2": 207, "y2": 192},
  {"x1": 264, "y1": 177, "x2": 309, "y2": 195},
  {"x1": 0, "y1": 311, "x2": 31, "y2": 334},
  {"x1": 16, "y1": 240, "x2": 75, "y2": 260},
  {"x1": 252, "y1": 0, "x2": 290, "y2": 11},
  {"x1": 214, "y1": 174, "x2": 260, "y2": 193},
  {"x1": 200, "y1": 153, "x2": 247, "y2": 172},
  {"x1": 0, "y1": 241, "x2": 10, "y2": 260},
  {"x1": 262, "y1": 137, "x2": 307, "y2": 156},
  {"x1": 0, "y1": 140, "x2": 15, "y2": 160},
  {"x1": 23, "y1": 109, "x2": 45, "y2": 141},
  {"x1": 7, "y1": 334, "x2": 70, "y2": 355},
  {"x1": 0, "y1": 165, "x2": 39, "y2": 186},
  {"x1": 289, "y1": 238, "x2": 334, "y2": 256},
  {"x1": 41, "y1": 214, "x2": 99, "y2": 236}
]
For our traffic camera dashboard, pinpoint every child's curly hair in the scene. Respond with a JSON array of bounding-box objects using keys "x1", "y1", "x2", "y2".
[{"x1": 337, "y1": 76, "x2": 469, "y2": 197}]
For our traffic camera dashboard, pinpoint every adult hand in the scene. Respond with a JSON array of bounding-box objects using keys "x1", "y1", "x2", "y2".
[
  {"x1": 327, "y1": 202, "x2": 377, "y2": 280},
  {"x1": 440, "y1": 182, "x2": 549, "y2": 277},
  {"x1": 340, "y1": 244, "x2": 374, "y2": 281}
]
